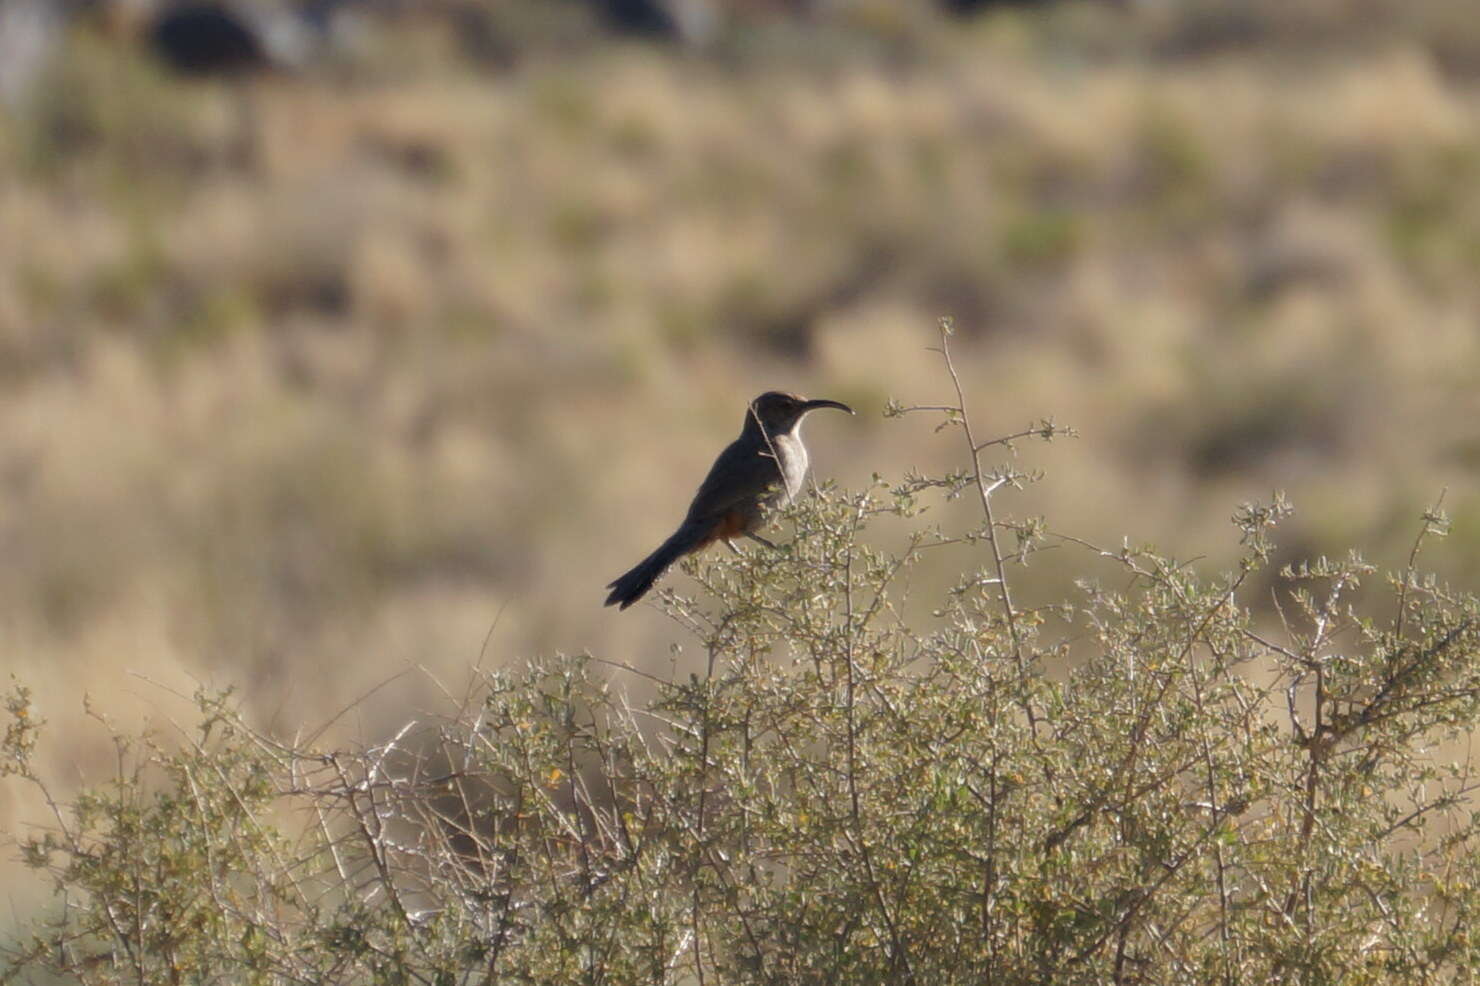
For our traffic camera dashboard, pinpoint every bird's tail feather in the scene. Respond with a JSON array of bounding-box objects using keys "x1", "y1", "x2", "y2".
[{"x1": 604, "y1": 529, "x2": 695, "y2": 609}]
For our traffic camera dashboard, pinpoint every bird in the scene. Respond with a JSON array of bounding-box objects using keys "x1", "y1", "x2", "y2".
[{"x1": 605, "y1": 391, "x2": 854, "y2": 610}]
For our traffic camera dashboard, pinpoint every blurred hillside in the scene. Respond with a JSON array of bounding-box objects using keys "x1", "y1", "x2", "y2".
[{"x1": 2, "y1": 0, "x2": 1480, "y2": 912}]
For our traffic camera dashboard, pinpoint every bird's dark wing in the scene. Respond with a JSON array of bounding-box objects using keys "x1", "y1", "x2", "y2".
[{"x1": 681, "y1": 437, "x2": 781, "y2": 525}]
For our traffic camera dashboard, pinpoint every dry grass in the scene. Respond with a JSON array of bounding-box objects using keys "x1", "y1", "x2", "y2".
[{"x1": 3, "y1": 0, "x2": 1480, "y2": 933}]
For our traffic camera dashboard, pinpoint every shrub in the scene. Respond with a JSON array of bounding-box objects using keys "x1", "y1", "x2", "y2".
[{"x1": 6, "y1": 320, "x2": 1480, "y2": 984}]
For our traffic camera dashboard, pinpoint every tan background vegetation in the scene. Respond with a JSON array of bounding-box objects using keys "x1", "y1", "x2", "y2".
[{"x1": 3, "y1": 0, "x2": 1480, "y2": 932}]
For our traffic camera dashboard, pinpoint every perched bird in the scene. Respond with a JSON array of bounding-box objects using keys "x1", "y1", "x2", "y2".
[{"x1": 605, "y1": 391, "x2": 854, "y2": 610}]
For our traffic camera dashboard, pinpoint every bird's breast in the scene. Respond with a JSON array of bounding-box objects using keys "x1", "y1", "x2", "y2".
[{"x1": 772, "y1": 434, "x2": 809, "y2": 502}]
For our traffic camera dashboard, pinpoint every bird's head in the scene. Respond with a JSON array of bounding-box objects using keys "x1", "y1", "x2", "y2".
[{"x1": 746, "y1": 391, "x2": 854, "y2": 435}]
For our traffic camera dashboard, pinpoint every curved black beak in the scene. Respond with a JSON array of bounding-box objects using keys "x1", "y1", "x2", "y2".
[{"x1": 801, "y1": 398, "x2": 854, "y2": 415}]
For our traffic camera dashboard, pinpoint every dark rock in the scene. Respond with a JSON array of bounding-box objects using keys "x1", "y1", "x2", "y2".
[
  {"x1": 593, "y1": 0, "x2": 679, "y2": 39},
  {"x1": 148, "y1": 2, "x2": 269, "y2": 76}
]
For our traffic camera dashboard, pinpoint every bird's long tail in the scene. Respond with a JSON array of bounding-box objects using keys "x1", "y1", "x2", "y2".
[{"x1": 604, "y1": 527, "x2": 700, "y2": 610}]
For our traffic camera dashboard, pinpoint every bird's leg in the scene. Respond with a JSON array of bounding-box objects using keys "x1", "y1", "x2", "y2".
[
  {"x1": 744, "y1": 532, "x2": 780, "y2": 551},
  {"x1": 722, "y1": 538, "x2": 743, "y2": 556}
]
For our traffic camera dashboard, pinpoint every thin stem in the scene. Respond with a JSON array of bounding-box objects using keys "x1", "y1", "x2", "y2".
[
  {"x1": 934, "y1": 321, "x2": 1033, "y2": 727},
  {"x1": 841, "y1": 529, "x2": 915, "y2": 984}
]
